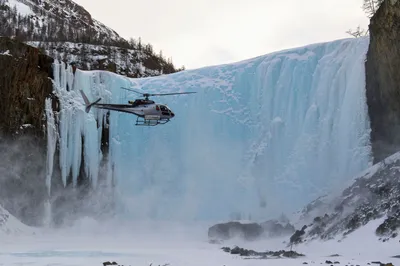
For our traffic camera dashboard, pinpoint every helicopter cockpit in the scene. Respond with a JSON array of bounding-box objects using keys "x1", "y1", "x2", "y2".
[
  {"x1": 128, "y1": 99, "x2": 155, "y2": 106},
  {"x1": 157, "y1": 104, "x2": 175, "y2": 117}
]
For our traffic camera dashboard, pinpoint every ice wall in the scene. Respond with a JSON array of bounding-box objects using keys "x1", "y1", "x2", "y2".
[{"x1": 49, "y1": 37, "x2": 372, "y2": 222}]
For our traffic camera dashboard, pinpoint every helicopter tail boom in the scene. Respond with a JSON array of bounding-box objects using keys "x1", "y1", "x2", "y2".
[{"x1": 80, "y1": 90, "x2": 101, "y2": 113}]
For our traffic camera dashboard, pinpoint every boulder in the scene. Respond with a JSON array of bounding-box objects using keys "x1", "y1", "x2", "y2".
[{"x1": 208, "y1": 221, "x2": 264, "y2": 241}]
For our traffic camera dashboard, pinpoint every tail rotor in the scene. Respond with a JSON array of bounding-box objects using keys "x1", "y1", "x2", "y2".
[{"x1": 80, "y1": 90, "x2": 101, "y2": 113}]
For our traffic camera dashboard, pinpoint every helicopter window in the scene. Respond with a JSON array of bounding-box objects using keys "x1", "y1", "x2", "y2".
[
  {"x1": 160, "y1": 105, "x2": 168, "y2": 112},
  {"x1": 156, "y1": 105, "x2": 160, "y2": 111}
]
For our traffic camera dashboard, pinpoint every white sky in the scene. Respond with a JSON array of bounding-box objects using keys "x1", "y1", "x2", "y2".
[{"x1": 73, "y1": 0, "x2": 369, "y2": 70}]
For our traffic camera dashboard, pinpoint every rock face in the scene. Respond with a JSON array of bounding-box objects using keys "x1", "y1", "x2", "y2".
[
  {"x1": 0, "y1": 37, "x2": 54, "y2": 226},
  {"x1": 0, "y1": 37, "x2": 53, "y2": 136},
  {"x1": 0, "y1": 37, "x2": 112, "y2": 227},
  {"x1": 365, "y1": 0, "x2": 400, "y2": 163}
]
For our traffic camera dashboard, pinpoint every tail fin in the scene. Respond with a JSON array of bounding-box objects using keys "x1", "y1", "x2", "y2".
[{"x1": 80, "y1": 90, "x2": 101, "y2": 113}]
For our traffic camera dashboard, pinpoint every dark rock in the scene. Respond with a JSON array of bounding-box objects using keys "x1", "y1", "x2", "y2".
[
  {"x1": 376, "y1": 214, "x2": 400, "y2": 237},
  {"x1": 221, "y1": 245, "x2": 304, "y2": 259},
  {"x1": 221, "y1": 247, "x2": 230, "y2": 253},
  {"x1": 365, "y1": 0, "x2": 400, "y2": 163},
  {"x1": 0, "y1": 37, "x2": 53, "y2": 136},
  {"x1": 371, "y1": 262, "x2": 395, "y2": 266},
  {"x1": 208, "y1": 221, "x2": 264, "y2": 241},
  {"x1": 289, "y1": 225, "x2": 307, "y2": 245}
]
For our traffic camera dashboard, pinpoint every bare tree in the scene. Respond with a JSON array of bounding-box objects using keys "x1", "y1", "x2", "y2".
[
  {"x1": 346, "y1": 0, "x2": 384, "y2": 38},
  {"x1": 346, "y1": 26, "x2": 367, "y2": 38},
  {"x1": 362, "y1": 0, "x2": 384, "y2": 18}
]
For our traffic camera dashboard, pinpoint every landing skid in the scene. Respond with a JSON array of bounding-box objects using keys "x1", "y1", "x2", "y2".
[{"x1": 135, "y1": 117, "x2": 170, "y2": 126}]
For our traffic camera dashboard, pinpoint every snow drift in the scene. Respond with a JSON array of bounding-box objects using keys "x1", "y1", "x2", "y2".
[{"x1": 48, "y1": 37, "x2": 372, "y2": 223}]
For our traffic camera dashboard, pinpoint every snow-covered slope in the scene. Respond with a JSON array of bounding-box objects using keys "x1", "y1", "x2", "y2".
[
  {"x1": 0, "y1": 204, "x2": 35, "y2": 236},
  {"x1": 48, "y1": 37, "x2": 373, "y2": 223},
  {"x1": 1, "y1": 0, "x2": 123, "y2": 44},
  {"x1": 0, "y1": 0, "x2": 183, "y2": 77},
  {"x1": 290, "y1": 150, "x2": 400, "y2": 244}
]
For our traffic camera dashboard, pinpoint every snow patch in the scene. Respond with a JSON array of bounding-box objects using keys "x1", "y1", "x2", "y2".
[{"x1": 1, "y1": 50, "x2": 11, "y2": 56}]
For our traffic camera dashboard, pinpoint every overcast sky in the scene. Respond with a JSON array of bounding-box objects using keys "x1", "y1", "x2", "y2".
[{"x1": 73, "y1": 0, "x2": 369, "y2": 70}]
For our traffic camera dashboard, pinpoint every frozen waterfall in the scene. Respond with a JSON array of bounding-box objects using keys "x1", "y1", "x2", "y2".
[{"x1": 48, "y1": 37, "x2": 372, "y2": 222}]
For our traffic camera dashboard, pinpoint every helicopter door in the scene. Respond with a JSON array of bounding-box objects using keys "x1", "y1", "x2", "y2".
[{"x1": 155, "y1": 105, "x2": 161, "y2": 114}]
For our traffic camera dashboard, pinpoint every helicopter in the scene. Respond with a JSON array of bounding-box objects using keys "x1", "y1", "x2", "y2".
[{"x1": 79, "y1": 87, "x2": 196, "y2": 126}]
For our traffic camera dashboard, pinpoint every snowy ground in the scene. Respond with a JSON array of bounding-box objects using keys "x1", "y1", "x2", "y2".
[{"x1": 0, "y1": 218, "x2": 398, "y2": 266}]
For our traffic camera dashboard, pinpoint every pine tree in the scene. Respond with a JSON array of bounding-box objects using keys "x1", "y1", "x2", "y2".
[
  {"x1": 128, "y1": 37, "x2": 136, "y2": 49},
  {"x1": 137, "y1": 37, "x2": 142, "y2": 50}
]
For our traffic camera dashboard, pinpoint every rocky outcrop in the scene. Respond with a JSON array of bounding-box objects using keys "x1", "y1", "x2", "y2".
[
  {"x1": 365, "y1": 0, "x2": 400, "y2": 163},
  {"x1": 289, "y1": 151, "x2": 400, "y2": 245},
  {"x1": 221, "y1": 246, "x2": 304, "y2": 259}
]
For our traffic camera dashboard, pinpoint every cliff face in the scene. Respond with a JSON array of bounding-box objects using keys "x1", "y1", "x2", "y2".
[
  {"x1": 365, "y1": 0, "x2": 400, "y2": 163},
  {"x1": 0, "y1": 37, "x2": 114, "y2": 227},
  {"x1": 0, "y1": 37, "x2": 53, "y2": 136},
  {"x1": 0, "y1": 37, "x2": 54, "y2": 226}
]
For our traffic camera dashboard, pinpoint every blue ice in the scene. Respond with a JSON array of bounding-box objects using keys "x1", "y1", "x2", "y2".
[{"x1": 48, "y1": 37, "x2": 372, "y2": 222}]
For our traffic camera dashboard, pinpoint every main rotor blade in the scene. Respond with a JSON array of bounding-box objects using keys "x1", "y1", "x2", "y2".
[
  {"x1": 147, "y1": 92, "x2": 197, "y2": 96},
  {"x1": 120, "y1": 87, "x2": 144, "y2": 95},
  {"x1": 120, "y1": 87, "x2": 196, "y2": 97}
]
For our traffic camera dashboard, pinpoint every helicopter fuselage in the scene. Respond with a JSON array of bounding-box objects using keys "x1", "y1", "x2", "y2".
[{"x1": 92, "y1": 102, "x2": 175, "y2": 121}]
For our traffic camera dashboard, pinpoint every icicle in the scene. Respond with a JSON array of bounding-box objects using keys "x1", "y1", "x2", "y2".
[{"x1": 45, "y1": 98, "x2": 57, "y2": 195}]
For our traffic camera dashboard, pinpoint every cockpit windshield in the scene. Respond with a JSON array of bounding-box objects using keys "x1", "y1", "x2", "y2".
[{"x1": 159, "y1": 105, "x2": 168, "y2": 112}]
